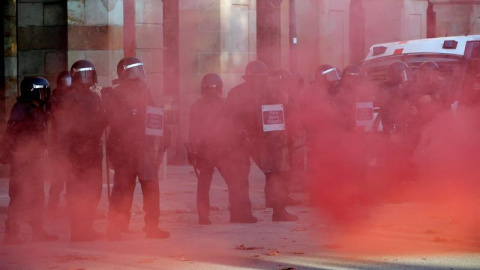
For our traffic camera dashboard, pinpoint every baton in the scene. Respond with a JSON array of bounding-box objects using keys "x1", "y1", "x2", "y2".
[{"x1": 184, "y1": 143, "x2": 200, "y2": 180}]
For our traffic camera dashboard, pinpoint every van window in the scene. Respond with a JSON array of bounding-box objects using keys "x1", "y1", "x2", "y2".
[{"x1": 361, "y1": 54, "x2": 464, "y2": 99}]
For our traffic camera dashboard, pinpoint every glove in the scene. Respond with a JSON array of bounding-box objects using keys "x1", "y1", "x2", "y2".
[{"x1": 90, "y1": 85, "x2": 103, "y2": 98}]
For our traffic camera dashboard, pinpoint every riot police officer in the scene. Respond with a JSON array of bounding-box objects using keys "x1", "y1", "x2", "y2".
[
  {"x1": 1, "y1": 77, "x2": 57, "y2": 244},
  {"x1": 416, "y1": 61, "x2": 448, "y2": 109},
  {"x1": 48, "y1": 71, "x2": 72, "y2": 210},
  {"x1": 227, "y1": 60, "x2": 297, "y2": 222},
  {"x1": 267, "y1": 69, "x2": 302, "y2": 207},
  {"x1": 337, "y1": 64, "x2": 365, "y2": 131},
  {"x1": 189, "y1": 73, "x2": 254, "y2": 224},
  {"x1": 378, "y1": 61, "x2": 415, "y2": 135},
  {"x1": 377, "y1": 61, "x2": 418, "y2": 192},
  {"x1": 301, "y1": 64, "x2": 343, "y2": 207},
  {"x1": 66, "y1": 60, "x2": 107, "y2": 242},
  {"x1": 106, "y1": 57, "x2": 170, "y2": 240}
]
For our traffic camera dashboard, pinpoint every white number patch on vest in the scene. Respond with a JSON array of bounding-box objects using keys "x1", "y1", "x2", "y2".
[
  {"x1": 145, "y1": 106, "x2": 164, "y2": 136},
  {"x1": 262, "y1": 104, "x2": 285, "y2": 132},
  {"x1": 356, "y1": 102, "x2": 375, "y2": 131}
]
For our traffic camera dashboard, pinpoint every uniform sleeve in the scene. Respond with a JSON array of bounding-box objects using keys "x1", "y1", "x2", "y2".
[
  {"x1": 1, "y1": 103, "x2": 29, "y2": 163},
  {"x1": 189, "y1": 100, "x2": 202, "y2": 151}
]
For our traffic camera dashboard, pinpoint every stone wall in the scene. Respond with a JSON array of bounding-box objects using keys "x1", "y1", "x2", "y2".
[
  {"x1": 18, "y1": 0, "x2": 67, "y2": 90},
  {"x1": 67, "y1": 0, "x2": 123, "y2": 86},
  {"x1": 2, "y1": 0, "x2": 17, "y2": 122}
]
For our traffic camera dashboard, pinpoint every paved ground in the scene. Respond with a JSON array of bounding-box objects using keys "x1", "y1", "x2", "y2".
[{"x1": 0, "y1": 164, "x2": 479, "y2": 270}]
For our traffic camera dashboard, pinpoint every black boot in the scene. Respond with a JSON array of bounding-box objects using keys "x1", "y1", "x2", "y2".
[
  {"x1": 145, "y1": 227, "x2": 170, "y2": 239},
  {"x1": 272, "y1": 206, "x2": 298, "y2": 222}
]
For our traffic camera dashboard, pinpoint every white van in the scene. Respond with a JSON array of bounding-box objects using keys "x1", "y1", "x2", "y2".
[
  {"x1": 357, "y1": 35, "x2": 480, "y2": 131},
  {"x1": 363, "y1": 35, "x2": 480, "y2": 101}
]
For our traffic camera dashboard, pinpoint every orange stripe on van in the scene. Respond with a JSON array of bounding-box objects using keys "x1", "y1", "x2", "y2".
[
  {"x1": 398, "y1": 41, "x2": 408, "y2": 44},
  {"x1": 394, "y1": 48, "x2": 404, "y2": 55}
]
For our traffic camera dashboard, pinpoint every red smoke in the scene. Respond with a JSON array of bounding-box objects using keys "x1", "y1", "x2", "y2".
[{"x1": 305, "y1": 89, "x2": 480, "y2": 254}]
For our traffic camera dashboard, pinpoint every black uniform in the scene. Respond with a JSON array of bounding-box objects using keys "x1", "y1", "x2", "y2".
[
  {"x1": 301, "y1": 65, "x2": 344, "y2": 208},
  {"x1": 106, "y1": 57, "x2": 169, "y2": 240},
  {"x1": 1, "y1": 77, "x2": 57, "y2": 245},
  {"x1": 189, "y1": 80, "x2": 257, "y2": 224},
  {"x1": 65, "y1": 84, "x2": 106, "y2": 241},
  {"x1": 48, "y1": 80, "x2": 71, "y2": 209},
  {"x1": 227, "y1": 67, "x2": 297, "y2": 222}
]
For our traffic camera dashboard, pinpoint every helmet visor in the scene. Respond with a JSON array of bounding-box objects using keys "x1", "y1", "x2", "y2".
[
  {"x1": 123, "y1": 62, "x2": 146, "y2": 80},
  {"x1": 322, "y1": 67, "x2": 341, "y2": 83},
  {"x1": 72, "y1": 67, "x2": 97, "y2": 85},
  {"x1": 32, "y1": 84, "x2": 51, "y2": 102}
]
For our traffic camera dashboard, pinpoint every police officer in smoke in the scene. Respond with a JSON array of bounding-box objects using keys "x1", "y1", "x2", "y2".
[
  {"x1": 301, "y1": 64, "x2": 342, "y2": 206},
  {"x1": 409, "y1": 61, "x2": 448, "y2": 146},
  {"x1": 189, "y1": 73, "x2": 256, "y2": 224},
  {"x1": 227, "y1": 60, "x2": 297, "y2": 222},
  {"x1": 65, "y1": 60, "x2": 107, "y2": 241},
  {"x1": 337, "y1": 64, "x2": 366, "y2": 131},
  {"x1": 48, "y1": 71, "x2": 72, "y2": 210},
  {"x1": 106, "y1": 57, "x2": 170, "y2": 240},
  {"x1": 268, "y1": 69, "x2": 302, "y2": 207},
  {"x1": 1, "y1": 77, "x2": 58, "y2": 245},
  {"x1": 377, "y1": 61, "x2": 419, "y2": 188},
  {"x1": 378, "y1": 61, "x2": 416, "y2": 136},
  {"x1": 415, "y1": 61, "x2": 449, "y2": 114}
]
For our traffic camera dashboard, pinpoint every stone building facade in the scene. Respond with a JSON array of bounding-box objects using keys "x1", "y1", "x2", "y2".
[{"x1": 2, "y1": 0, "x2": 480, "y2": 162}]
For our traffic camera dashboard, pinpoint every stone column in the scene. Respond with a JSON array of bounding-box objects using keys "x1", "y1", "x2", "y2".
[
  {"x1": 2, "y1": 0, "x2": 16, "y2": 123},
  {"x1": 257, "y1": 0, "x2": 282, "y2": 70},
  {"x1": 350, "y1": 0, "x2": 365, "y2": 64},
  {"x1": 220, "y1": 0, "x2": 257, "y2": 89},
  {"x1": 295, "y1": 0, "x2": 320, "y2": 82},
  {"x1": 135, "y1": 0, "x2": 164, "y2": 104}
]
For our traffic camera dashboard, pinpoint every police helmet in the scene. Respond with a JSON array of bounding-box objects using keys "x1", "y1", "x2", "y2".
[
  {"x1": 245, "y1": 60, "x2": 269, "y2": 77},
  {"x1": 117, "y1": 57, "x2": 146, "y2": 81},
  {"x1": 56, "y1": 71, "x2": 72, "y2": 89},
  {"x1": 387, "y1": 61, "x2": 410, "y2": 85},
  {"x1": 20, "y1": 76, "x2": 51, "y2": 102},
  {"x1": 201, "y1": 73, "x2": 223, "y2": 96},
  {"x1": 70, "y1": 60, "x2": 97, "y2": 86},
  {"x1": 314, "y1": 64, "x2": 341, "y2": 84}
]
